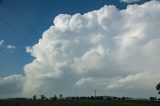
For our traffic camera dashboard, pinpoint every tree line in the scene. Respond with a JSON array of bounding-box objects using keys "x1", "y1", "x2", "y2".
[{"x1": 0, "y1": 82, "x2": 160, "y2": 101}]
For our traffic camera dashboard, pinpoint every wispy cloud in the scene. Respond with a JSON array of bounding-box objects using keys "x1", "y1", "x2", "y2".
[
  {"x1": 120, "y1": 0, "x2": 140, "y2": 3},
  {"x1": 0, "y1": 40, "x2": 16, "y2": 50},
  {"x1": 0, "y1": 40, "x2": 5, "y2": 47},
  {"x1": 7, "y1": 45, "x2": 16, "y2": 49}
]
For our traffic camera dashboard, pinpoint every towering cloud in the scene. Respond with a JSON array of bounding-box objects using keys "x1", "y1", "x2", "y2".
[
  {"x1": 23, "y1": 0, "x2": 160, "y2": 97},
  {"x1": 0, "y1": 0, "x2": 160, "y2": 97}
]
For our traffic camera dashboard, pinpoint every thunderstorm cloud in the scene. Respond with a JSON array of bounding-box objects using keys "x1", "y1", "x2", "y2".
[{"x1": 0, "y1": 0, "x2": 160, "y2": 98}]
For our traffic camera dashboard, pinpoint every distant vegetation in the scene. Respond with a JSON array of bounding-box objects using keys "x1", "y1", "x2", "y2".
[
  {"x1": 156, "y1": 82, "x2": 160, "y2": 94},
  {"x1": 0, "y1": 95, "x2": 160, "y2": 106},
  {"x1": 0, "y1": 82, "x2": 160, "y2": 106}
]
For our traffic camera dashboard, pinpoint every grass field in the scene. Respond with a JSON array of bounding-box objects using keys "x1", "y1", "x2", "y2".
[{"x1": 0, "y1": 99, "x2": 160, "y2": 106}]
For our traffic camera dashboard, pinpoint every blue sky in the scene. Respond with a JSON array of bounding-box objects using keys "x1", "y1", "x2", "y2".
[{"x1": 1, "y1": 0, "x2": 160, "y2": 98}]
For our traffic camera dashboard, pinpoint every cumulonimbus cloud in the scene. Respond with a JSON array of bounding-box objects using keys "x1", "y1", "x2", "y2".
[{"x1": 0, "y1": 0, "x2": 160, "y2": 98}]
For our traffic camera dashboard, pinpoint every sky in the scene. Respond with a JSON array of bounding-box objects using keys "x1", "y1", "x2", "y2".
[{"x1": 0, "y1": 0, "x2": 160, "y2": 98}]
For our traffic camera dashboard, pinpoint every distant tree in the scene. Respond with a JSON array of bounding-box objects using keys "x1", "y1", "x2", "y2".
[
  {"x1": 59, "y1": 94, "x2": 63, "y2": 99},
  {"x1": 121, "y1": 97, "x2": 126, "y2": 100},
  {"x1": 91, "y1": 96, "x2": 94, "y2": 99},
  {"x1": 150, "y1": 97, "x2": 157, "y2": 101},
  {"x1": 50, "y1": 95, "x2": 57, "y2": 100},
  {"x1": 40, "y1": 95, "x2": 46, "y2": 100},
  {"x1": 156, "y1": 82, "x2": 160, "y2": 94},
  {"x1": 33, "y1": 95, "x2": 37, "y2": 100},
  {"x1": 54, "y1": 95, "x2": 57, "y2": 100}
]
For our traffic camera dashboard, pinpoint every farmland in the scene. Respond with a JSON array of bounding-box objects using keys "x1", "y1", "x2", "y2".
[{"x1": 0, "y1": 99, "x2": 160, "y2": 106}]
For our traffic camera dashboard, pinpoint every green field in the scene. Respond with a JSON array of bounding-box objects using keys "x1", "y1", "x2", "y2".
[{"x1": 0, "y1": 99, "x2": 160, "y2": 106}]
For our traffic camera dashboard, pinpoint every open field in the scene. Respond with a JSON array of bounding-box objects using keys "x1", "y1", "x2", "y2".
[{"x1": 0, "y1": 99, "x2": 160, "y2": 106}]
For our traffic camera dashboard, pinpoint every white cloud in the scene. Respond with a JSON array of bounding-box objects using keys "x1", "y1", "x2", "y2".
[
  {"x1": 71, "y1": 45, "x2": 110, "y2": 74},
  {"x1": 22, "y1": 0, "x2": 160, "y2": 97},
  {"x1": 1, "y1": 0, "x2": 160, "y2": 97},
  {"x1": 0, "y1": 74, "x2": 24, "y2": 97},
  {"x1": 0, "y1": 40, "x2": 5, "y2": 47},
  {"x1": 106, "y1": 71, "x2": 159, "y2": 90},
  {"x1": 120, "y1": 0, "x2": 140, "y2": 3},
  {"x1": 0, "y1": 40, "x2": 16, "y2": 50},
  {"x1": 7, "y1": 45, "x2": 16, "y2": 49}
]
